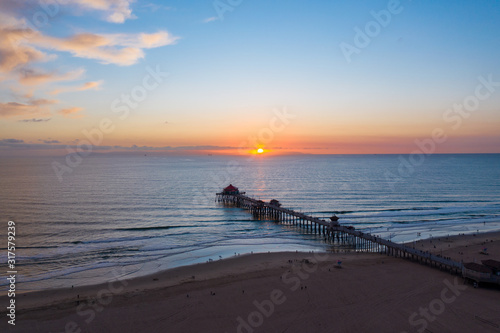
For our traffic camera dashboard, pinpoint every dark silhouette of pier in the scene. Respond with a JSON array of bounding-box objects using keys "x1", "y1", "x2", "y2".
[{"x1": 217, "y1": 186, "x2": 464, "y2": 276}]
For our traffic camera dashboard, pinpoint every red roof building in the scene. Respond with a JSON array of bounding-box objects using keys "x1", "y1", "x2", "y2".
[{"x1": 223, "y1": 184, "x2": 239, "y2": 194}]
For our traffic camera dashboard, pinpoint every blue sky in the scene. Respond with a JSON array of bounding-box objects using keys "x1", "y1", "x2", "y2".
[{"x1": 0, "y1": 0, "x2": 499, "y2": 155}]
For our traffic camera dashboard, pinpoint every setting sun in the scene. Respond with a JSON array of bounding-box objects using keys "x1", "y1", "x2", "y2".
[{"x1": 257, "y1": 148, "x2": 264, "y2": 154}]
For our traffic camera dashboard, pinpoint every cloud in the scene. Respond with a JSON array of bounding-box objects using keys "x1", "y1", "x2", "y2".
[
  {"x1": 0, "y1": 138, "x2": 24, "y2": 144},
  {"x1": 116, "y1": 145, "x2": 235, "y2": 151},
  {"x1": 0, "y1": 99, "x2": 56, "y2": 118},
  {"x1": 18, "y1": 68, "x2": 85, "y2": 86},
  {"x1": 33, "y1": 31, "x2": 178, "y2": 66},
  {"x1": 51, "y1": 80, "x2": 103, "y2": 95},
  {"x1": 0, "y1": 26, "x2": 50, "y2": 74},
  {"x1": 0, "y1": 42, "x2": 46, "y2": 74},
  {"x1": 203, "y1": 17, "x2": 219, "y2": 23},
  {"x1": 0, "y1": 7, "x2": 177, "y2": 71},
  {"x1": 57, "y1": 0, "x2": 136, "y2": 23},
  {"x1": 0, "y1": 102, "x2": 33, "y2": 118},
  {"x1": 58, "y1": 106, "x2": 84, "y2": 118},
  {"x1": 0, "y1": 1, "x2": 178, "y2": 122},
  {"x1": 31, "y1": 98, "x2": 58, "y2": 106},
  {"x1": 0, "y1": 140, "x2": 254, "y2": 157},
  {"x1": 0, "y1": 140, "x2": 237, "y2": 151},
  {"x1": 0, "y1": 0, "x2": 136, "y2": 24},
  {"x1": 18, "y1": 118, "x2": 51, "y2": 122},
  {"x1": 82, "y1": 81, "x2": 102, "y2": 90}
]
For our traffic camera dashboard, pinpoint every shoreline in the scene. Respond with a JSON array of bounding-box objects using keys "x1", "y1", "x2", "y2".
[
  {"x1": 405, "y1": 229, "x2": 500, "y2": 264},
  {"x1": 8, "y1": 225, "x2": 500, "y2": 295},
  {"x1": 1, "y1": 231, "x2": 500, "y2": 332},
  {"x1": 3, "y1": 251, "x2": 376, "y2": 311},
  {"x1": 5, "y1": 230, "x2": 500, "y2": 301}
]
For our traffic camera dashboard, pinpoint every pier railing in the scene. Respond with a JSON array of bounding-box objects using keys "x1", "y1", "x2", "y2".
[{"x1": 217, "y1": 191, "x2": 464, "y2": 275}]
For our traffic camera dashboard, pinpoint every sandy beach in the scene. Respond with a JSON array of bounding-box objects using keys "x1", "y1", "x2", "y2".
[{"x1": 2, "y1": 231, "x2": 500, "y2": 333}]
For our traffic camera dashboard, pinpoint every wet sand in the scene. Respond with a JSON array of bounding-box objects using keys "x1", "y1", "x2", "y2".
[{"x1": 1, "y1": 231, "x2": 500, "y2": 333}]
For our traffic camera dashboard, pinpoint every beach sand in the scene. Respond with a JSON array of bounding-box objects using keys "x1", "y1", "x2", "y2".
[{"x1": 2, "y1": 232, "x2": 500, "y2": 333}]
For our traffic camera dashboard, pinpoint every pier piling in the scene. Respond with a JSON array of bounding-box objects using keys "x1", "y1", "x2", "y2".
[{"x1": 217, "y1": 187, "x2": 464, "y2": 275}]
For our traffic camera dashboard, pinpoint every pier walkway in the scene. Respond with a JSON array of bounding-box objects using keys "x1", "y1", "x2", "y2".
[{"x1": 217, "y1": 189, "x2": 464, "y2": 275}]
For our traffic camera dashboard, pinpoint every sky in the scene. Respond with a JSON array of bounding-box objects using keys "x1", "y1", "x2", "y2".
[{"x1": 0, "y1": 0, "x2": 499, "y2": 156}]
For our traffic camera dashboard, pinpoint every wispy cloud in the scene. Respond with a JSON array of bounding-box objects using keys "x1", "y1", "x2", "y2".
[
  {"x1": 0, "y1": 138, "x2": 24, "y2": 144},
  {"x1": 0, "y1": 99, "x2": 56, "y2": 119},
  {"x1": 0, "y1": 140, "x2": 237, "y2": 152},
  {"x1": 203, "y1": 17, "x2": 219, "y2": 23},
  {"x1": 0, "y1": 1, "x2": 178, "y2": 122},
  {"x1": 0, "y1": 0, "x2": 136, "y2": 24},
  {"x1": 18, "y1": 118, "x2": 52, "y2": 123},
  {"x1": 31, "y1": 31, "x2": 178, "y2": 66},
  {"x1": 51, "y1": 80, "x2": 103, "y2": 95},
  {"x1": 39, "y1": 139, "x2": 60, "y2": 144},
  {"x1": 0, "y1": 38, "x2": 47, "y2": 73},
  {"x1": 59, "y1": 0, "x2": 136, "y2": 24},
  {"x1": 81, "y1": 81, "x2": 103, "y2": 90},
  {"x1": 58, "y1": 107, "x2": 84, "y2": 118},
  {"x1": 18, "y1": 68, "x2": 85, "y2": 86}
]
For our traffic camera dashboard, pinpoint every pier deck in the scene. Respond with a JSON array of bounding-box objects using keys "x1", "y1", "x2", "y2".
[{"x1": 217, "y1": 191, "x2": 464, "y2": 275}]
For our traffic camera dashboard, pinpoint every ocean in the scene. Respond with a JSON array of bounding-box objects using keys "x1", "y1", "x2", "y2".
[{"x1": 1, "y1": 154, "x2": 499, "y2": 293}]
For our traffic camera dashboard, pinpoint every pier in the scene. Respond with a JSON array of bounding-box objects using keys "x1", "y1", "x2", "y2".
[{"x1": 217, "y1": 185, "x2": 464, "y2": 276}]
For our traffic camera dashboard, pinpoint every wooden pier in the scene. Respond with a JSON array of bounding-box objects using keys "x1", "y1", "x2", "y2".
[{"x1": 217, "y1": 186, "x2": 464, "y2": 276}]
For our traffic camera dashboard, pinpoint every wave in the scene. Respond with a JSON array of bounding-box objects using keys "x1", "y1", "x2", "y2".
[
  {"x1": 339, "y1": 206, "x2": 498, "y2": 219},
  {"x1": 321, "y1": 204, "x2": 500, "y2": 216},
  {"x1": 321, "y1": 207, "x2": 440, "y2": 215},
  {"x1": 0, "y1": 261, "x2": 146, "y2": 288},
  {"x1": 65, "y1": 234, "x2": 164, "y2": 245},
  {"x1": 116, "y1": 225, "x2": 185, "y2": 232},
  {"x1": 0, "y1": 245, "x2": 59, "y2": 250}
]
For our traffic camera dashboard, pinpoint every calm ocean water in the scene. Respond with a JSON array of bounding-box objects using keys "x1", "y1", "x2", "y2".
[{"x1": 1, "y1": 154, "x2": 499, "y2": 293}]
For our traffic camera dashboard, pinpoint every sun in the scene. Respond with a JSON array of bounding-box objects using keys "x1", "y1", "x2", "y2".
[{"x1": 257, "y1": 148, "x2": 264, "y2": 154}]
